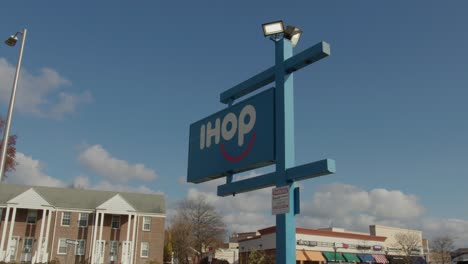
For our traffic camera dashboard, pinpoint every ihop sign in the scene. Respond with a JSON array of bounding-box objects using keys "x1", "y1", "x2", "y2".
[{"x1": 188, "y1": 88, "x2": 275, "y2": 183}]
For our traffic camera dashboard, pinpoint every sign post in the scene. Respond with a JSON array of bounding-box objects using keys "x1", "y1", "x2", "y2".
[{"x1": 188, "y1": 29, "x2": 336, "y2": 264}]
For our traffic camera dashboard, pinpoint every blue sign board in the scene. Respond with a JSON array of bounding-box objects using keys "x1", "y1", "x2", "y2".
[{"x1": 187, "y1": 88, "x2": 275, "y2": 183}]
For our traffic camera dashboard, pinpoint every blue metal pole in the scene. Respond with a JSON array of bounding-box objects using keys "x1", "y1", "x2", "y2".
[{"x1": 275, "y1": 38, "x2": 296, "y2": 264}]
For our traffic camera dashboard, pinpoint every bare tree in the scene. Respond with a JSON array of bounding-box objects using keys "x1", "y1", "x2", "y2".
[
  {"x1": 393, "y1": 232, "x2": 422, "y2": 264},
  {"x1": 171, "y1": 195, "x2": 226, "y2": 262},
  {"x1": 171, "y1": 219, "x2": 194, "y2": 264},
  {"x1": 431, "y1": 236, "x2": 454, "y2": 264}
]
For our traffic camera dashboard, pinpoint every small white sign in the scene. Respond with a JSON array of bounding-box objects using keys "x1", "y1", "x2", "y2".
[
  {"x1": 66, "y1": 239, "x2": 79, "y2": 245},
  {"x1": 272, "y1": 186, "x2": 290, "y2": 215}
]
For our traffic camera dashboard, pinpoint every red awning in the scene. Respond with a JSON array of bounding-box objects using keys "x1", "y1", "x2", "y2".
[{"x1": 372, "y1": 254, "x2": 389, "y2": 264}]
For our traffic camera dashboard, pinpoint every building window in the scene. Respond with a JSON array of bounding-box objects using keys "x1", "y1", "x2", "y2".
[
  {"x1": 78, "y1": 213, "x2": 89, "y2": 227},
  {"x1": 61, "y1": 212, "x2": 71, "y2": 226},
  {"x1": 23, "y1": 237, "x2": 34, "y2": 253},
  {"x1": 111, "y1": 215, "x2": 120, "y2": 229},
  {"x1": 140, "y1": 242, "x2": 149, "y2": 258},
  {"x1": 110, "y1": 240, "x2": 118, "y2": 256},
  {"x1": 58, "y1": 239, "x2": 67, "y2": 255},
  {"x1": 142, "y1": 216, "x2": 151, "y2": 231},
  {"x1": 26, "y1": 210, "x2": 37, "y2": 224},
  {"x1": 75, "y1": 240, "x2": 86, "y2": 256}
]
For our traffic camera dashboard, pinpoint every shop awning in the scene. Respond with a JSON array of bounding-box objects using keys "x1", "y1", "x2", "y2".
[
  {"x1": 372, "y1": 254, "x2": 389, "y2": 264},
  {"x1": 342, "y1": 253, "x2": 361, "y2": 263},
  {"x1": 297, "y1": 250, "x2": 309, "y2": 261},
  {"x1": 357, "y1": 253, "x2": 375, "y2": 263},
  {"x1": 323, "y1": 251, "x2": 346, "y2": 262},
  {"x1": 411, "y1": 256, "x2": 426, "y2": 264},
  {"x1": 296, "y1": 250, "x2": 326, "y2": 262}
]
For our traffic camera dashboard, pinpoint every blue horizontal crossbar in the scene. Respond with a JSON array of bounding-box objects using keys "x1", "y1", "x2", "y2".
[
  {"x1": 217, "y1": 159, "x2": 335, "y2": 197},
  {"x1": 220, "y1": 41, "x2": 331, "y2": 104},
  {"x1": 286, "y1": 159, "x2": 335, "y2": 182},
  {"x1": 217, "y1": 171, "x2": 277, "y2": 197}
]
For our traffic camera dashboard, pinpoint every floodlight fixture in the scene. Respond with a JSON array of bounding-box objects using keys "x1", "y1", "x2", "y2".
[
  {"x1": 262, "y1": 20, "x2": 285, "y2": 36},
  {"x1": 284, "y1": 25, "x2": 302, "y2": 47},
  {"x1": 4, "y1": 33, "x2": 20, "y2": 47}
]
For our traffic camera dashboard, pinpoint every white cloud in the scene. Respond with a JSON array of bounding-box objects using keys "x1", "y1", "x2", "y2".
[
  {"x1": 304, "y1": 183, "x2": 424, "y2": 222},
  {"x1": 0, "y1": 58, "x2": 92, "y2": 118},
  {"x1": 421, "y1": 218, "x2": 468, "y2": 247},
  {"x1": 71, "y1": 175, "x2": 158, "y2": 194},
  {"x1": 6, "y1": 152, "x2": 66, "y2": 187},
  {"x1": 5, "y1": 152, "x2": 159, "y2": 193},
  {"x1": 181, "y1": 181, "x2": 432, "y2": 237},
  {"x1": 78, "y1": 144, "x2": 157, "y2": 182}
]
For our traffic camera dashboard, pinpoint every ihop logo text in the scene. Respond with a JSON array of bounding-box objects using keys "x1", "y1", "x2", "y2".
[{"x1": 199, "y1": 105, "x2": 257, "y2": 162}]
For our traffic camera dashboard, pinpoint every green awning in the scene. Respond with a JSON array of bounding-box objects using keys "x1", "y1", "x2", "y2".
[
  {"x1": 323, "y1": 252, "x2": 346, "y2": 262},
  {"x1": 343, "y1": 253, "x2": 361, "y2": 263}
]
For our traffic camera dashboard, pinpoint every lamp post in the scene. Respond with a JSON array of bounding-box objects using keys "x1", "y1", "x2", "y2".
[{"x1": 0, "y1": 28, "x2": 27, "y2": 182}]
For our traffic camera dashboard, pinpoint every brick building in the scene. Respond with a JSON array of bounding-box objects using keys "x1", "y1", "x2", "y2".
[{"x1": 0, "y1": 184, "x2": 165, "y2": 264}]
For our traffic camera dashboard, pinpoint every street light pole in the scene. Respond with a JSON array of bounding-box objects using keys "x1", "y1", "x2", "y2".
[{"x1": 0, "y1": 28, "x2": 27, "y2": 182}]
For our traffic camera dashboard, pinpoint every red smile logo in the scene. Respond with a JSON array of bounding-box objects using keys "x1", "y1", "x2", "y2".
[{"x1": 220, "y1": 132, "x2": 256, "y2": 162}]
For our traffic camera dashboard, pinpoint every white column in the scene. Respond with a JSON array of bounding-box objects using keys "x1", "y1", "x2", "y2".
[
  {"x1": 42, "y1": 209, "x2": 52, "y2": 262},
  {"x1": 34, "y1": 209, "x2": 46, "y2": 264},
  {"x1": 0, "y1": 206, "x2": 10, "y2": 260},
  {"x1": 98, "y1": 212, "x2": 104, "y2": 264},
  {"x1": 126, "y1": 214, "x2": 131, "y2": 241},
  {"x1": 124, "y1": 214, "x2": 132, "y2": 264},
  {"x1": 91, "y1": 212, "x2": 100, "y2": 264},
  {"x1": 5, "y1": 207, "x2": 17, "y2": 262},
  {"x1": 130, "y1": 215, "x2": 137, "y2": 264}
]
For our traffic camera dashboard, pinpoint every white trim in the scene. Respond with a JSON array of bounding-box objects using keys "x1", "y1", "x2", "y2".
[
  {"x1": 134, "y1": 213, "x2": 166, "y2": 217},
  {"x1": 61, "y1": 211, "x2": 71, "y2": 226},
  {"x1": 91, "y1": 212, "x2": 99, "y2": 264},
  {"x1": 0, "y1": 206, "x2": 11, "y2": 260},
  {"x1": 5, "y1": 206, "x2": 17, "y2": 262},
  {"x1": 54, "y1": 208, "x2": 165, "y2": 217},
  {"x1": 36, "y1": 209, "x2": 46, "y2": 263},
  {"x1": 57, "y1": 238, "x2": 67, "y2": 255},
  {"x1": 131, "y1": 214, "x2": 137, "y2": 264},
  {"x1": 7, "y1": 188, "x2": 51, "y2": 209},
  {"x1": 140, "y1": 242, "x2": 149, "y2": 258},
  {"x1": 54, "y1": 208, "x2": 94, "y2": 213},
  {"x1": 126, "y1": 214, "x2": 132, "y2": 241}
]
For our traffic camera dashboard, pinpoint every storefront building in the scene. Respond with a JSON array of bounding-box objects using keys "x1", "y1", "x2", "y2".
[{"x1": 238, "y1": 225, "x2": 427, "y2": 264}]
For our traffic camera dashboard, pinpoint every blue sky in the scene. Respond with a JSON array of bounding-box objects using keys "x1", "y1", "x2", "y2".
[{"x1": 1, "y1": 1, "x2": 467, "y2": 245}]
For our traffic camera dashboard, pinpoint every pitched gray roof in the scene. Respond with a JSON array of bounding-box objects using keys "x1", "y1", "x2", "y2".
[{"x1": 0, "y1": 183, "x2": 165, "y2": 214}]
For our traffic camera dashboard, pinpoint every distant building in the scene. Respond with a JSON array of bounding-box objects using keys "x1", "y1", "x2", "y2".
[
  {"x1": 452, "y1": 248, "x2": 468, "y2": 264},
  {"x1": 238, "y1": 225, "x2": 427, "y2": 264},
  {"x1": 0, "y1": 184, "x2": 165, "y2": 264}
]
